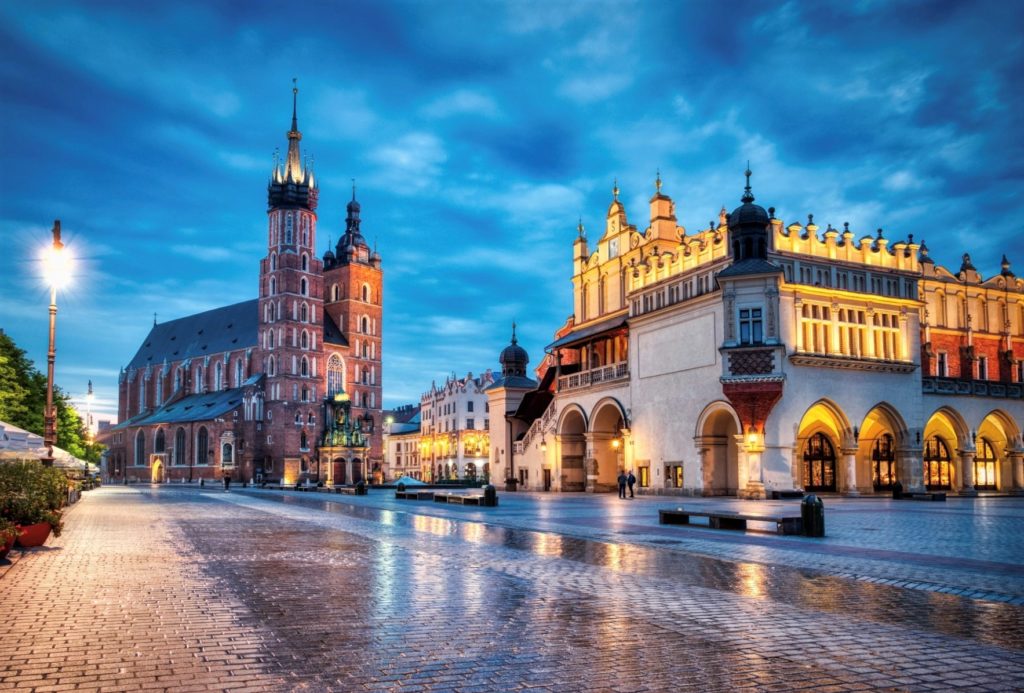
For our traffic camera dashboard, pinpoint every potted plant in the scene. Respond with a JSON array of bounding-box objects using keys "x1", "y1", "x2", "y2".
[
  {"x1": 0, "y1": 461, "x2": 69, "y2": 548},
  {"x1": 0, "y1": 518, "x2": 17, "y2": 559}
]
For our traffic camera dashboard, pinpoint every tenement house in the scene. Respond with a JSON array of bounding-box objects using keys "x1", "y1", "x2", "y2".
[
  {"x1": 109, "y1": 87, "x2": 384, "y2": 485},
  {"x1": 489, "y1": 171, "x2": 1024, "y2": 497},
  {"x1": 420, "y1": 371, "x2": 494, "y2": 480}
]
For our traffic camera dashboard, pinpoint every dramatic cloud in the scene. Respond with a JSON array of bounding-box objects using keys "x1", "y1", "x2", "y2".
[{"x1": 1, "y1": 0, "x2": 1021, "y2": 419}]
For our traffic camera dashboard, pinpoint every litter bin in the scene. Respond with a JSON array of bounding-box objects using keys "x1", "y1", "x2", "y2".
[
  {"x1": 482, "y1": 484, "x2": 498, "y2": 507},
  {"x1": 891, "y1": 480, "x2": 903, "y2": 500},
  {"x1": 355, "y1": 480, "x2": 367, "y2": 496},
  {"x1": 505, "y1": 478, "x2": 519, "y2": 493},
  {"x1": 801, "y1": 494, "x2": 825, "y2": 537}
]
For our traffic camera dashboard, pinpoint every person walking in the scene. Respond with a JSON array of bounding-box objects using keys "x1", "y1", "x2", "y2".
[
  {"x1": 617, "y1": 470, "x2": 627, "y2": 498},
  {"x1": 627, "y1": 470, "x2": 636, "y2": 498}
]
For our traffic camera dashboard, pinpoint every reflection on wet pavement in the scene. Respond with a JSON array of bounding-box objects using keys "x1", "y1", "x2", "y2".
[{"x1": 155, "y1": 488, "x2": 1024, "y2": 692}]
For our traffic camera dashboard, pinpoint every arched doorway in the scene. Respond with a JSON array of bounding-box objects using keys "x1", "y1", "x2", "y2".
[
  {"x1": 976, "y1": 410, "x2": 1019, "y2": 491},
  {"x1": 334, "y1": 457, "x2": 347, "y2": 485},
  {"x1": 150, "y1": 456, "x2": 163, "y2": 483},
  {"x1": 589, "y1": 399, "x2": 626, "y2": 492},
  {"x1": 923, "y1": 436, "x2": 952, "y2": 490},
  {"x1": 923, "y1": 407, "x2": 966, "y2": 491},
  {"x1": 803, "y1": 432, "x2": 837, "y2": 492},
  {"x1": 557, "y1": 406, "x2": 587, "y2": 492},
  {"x1": 696, "y1": 403, "x2": 740, "y2": 496},
  {"x1": 871, "y1": 434, "x2": 896, "y2": 492},
  {"x1": 974, "y1": 438, "x2": 997, "y2": 491},
  {"x1": 796, "y1": 400, "x2": 851, "y2": 492}
]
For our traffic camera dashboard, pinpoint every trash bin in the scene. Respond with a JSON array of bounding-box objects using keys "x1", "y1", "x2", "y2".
[
  {"x1": 355, "y1": 480, "x2": 367, "y2": 496},
  {"x1": 801, "y1": 493, "x2": 825, "y2": 537},
  {"x1": 892, "y1": 480, "x2": 903, "y2": 500},
  {"x1": 482, "y1": 484, "x2": 498, "y2": 507},
  {"x1": 505, "y1": 478, "x2": 519, "y2": 493}
]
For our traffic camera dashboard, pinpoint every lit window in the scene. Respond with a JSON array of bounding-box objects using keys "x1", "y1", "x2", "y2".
[
  {"x1": 977, "y1": 356, "x2": 988, "y2": 380},
  {"x1": 937, "y1": 352, "x2": 948, "y2": 377}
]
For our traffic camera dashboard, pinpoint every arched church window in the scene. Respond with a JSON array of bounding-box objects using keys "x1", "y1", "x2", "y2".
[
  {"x1": 975, "y1": 438, "x2": 997, "y2": 490},
  {"x1": 196, "y1": 427, "x2": 209, "y2": 466},
  {"x1": 301, "y1": 278, "x2": 308, "y2": 296},
  {"x1": 267, "y1": 330, "x2": 275, "y2": 349},
  {"x1": 215, "y1": 362, "x2": 223, "y2": 391},
  {"x1": 923, "y1": 436, "x2": 952, "y2": 490},
  {"x1": 300, "y1": 431, "x2": 308, "y2": 450},
  {"x1": 270, "y1": 277, "x2": 276, "y2": 295},
  {"x1": 270, "y1": 253, "x2": 277, "y2": 271},
  {"x1": 134, "y1": 430, "x2": 146, "y2": 466},
  {"x1": 285, "y1": 213, "x2": 294, "y2": 245},
  {"x1": 301, "y1": 357, "x2": 309, "y2": 377},
  {"x1": 802, "y1": 432, "x2": 836, "y2": 492},
  {"x1": 301, "y1": 303, "x2": 308, "y2": 322},
  {"x1": 194, "y1": 367, "x2": 203, "y2": 394},
  {"x1": 235, "y1": 359, "x2": 244, "y2": 387},
  {"x1": 302, "y1": 254, "x2": 308, "y2": 272},
  {"x1": 301, "y1": 386, "x2": 309, "y2": 401},
  {"x1": 871, "y1": 433, "x2": 896, "y2": 491},
  {"x1": 154, "y1": 428, "x2": 166, "y2": 453},
  {"x1": 268, "y1": 356, "x2": 276, "y2": 377},
  {"x1": 362, "y1": 284, "x2": 371, "y2": 302},
  {"x1": 174, "y1": 427, "x2": 186, "y2": 466},
  {"x1": 327, "y1": 354, "x2": 344, "y2": 397},
  {"x1": 332, "y1": 284, "x2": 340, "y2": 302},
  {"x1": 222, "y1": 443, "x2": 233, "y2": 465},
  {"x1": 301, "y1": 330, "x2": 308, "y2": 349},
  {"x1": 361, "y1": 316, "x2": 369, "y2": 334}
]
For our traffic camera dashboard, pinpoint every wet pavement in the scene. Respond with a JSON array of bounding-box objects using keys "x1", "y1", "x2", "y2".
[{"x1": 1, "y1": 486, "x2": 1023, "y2": 692}]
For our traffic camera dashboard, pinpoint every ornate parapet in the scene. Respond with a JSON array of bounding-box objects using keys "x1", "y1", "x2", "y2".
[
  {"x1": 788, "y1": 353, "x2": 917, "y2": 374},
  {"x1": 921, "y1": 376, "x2": 1024, "y2": 399}
]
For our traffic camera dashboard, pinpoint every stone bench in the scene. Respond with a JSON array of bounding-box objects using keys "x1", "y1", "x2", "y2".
[
  {"x1": 395, "y1": 490, "x2": 435, "y2": 500},
  {"x1": 659, "y1": 507, "x2": 803, "y2": 535},
  {"x1": 900, "y1": 492, "x2": 946, "y2": 501},
  {"x1": 433, "y1": 493, "x2": 484, "y2": 506},
  {"x1": 336, "y1": 487, "x2": 357, "y2": 495},
  {"x1": 770, "y1": 490, "x2": 805, "y2": 500}
]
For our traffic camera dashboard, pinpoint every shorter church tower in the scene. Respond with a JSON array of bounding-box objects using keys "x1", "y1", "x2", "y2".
[{"x1": 323, "y1": 186, "x2": 384, "y2": 472}]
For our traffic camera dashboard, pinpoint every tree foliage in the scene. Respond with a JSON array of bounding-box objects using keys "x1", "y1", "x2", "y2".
[{"x1": 0, "y1": 330, "x2": 103, "y2": 464}]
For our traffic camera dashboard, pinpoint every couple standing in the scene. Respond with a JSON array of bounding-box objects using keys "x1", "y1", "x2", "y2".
[{"x1": 617, "y1": 470, "x2": 636, "y2": 498}]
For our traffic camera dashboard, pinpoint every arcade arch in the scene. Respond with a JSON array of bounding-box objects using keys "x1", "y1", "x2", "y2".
[
  {"x1": 556, "y1": 405, "x2": 587, "y2": 492},
  {"x1": 796, "y1": 400, "x2": 852, "y2": 493},
  {"x1": 695, "y1": 401, "x2": 741, "y2": 496},
  {"x1": 589, "y1": 398, "x2": 626, "y2": 492}
]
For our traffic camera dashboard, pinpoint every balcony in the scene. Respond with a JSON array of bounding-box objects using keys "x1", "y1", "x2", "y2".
[
  {"x1": 557, "y1": 361, "x2": 629, "y2": 392},
  {"x1": 922, "y1": 377, "x2": 1023, "y2": 400}
]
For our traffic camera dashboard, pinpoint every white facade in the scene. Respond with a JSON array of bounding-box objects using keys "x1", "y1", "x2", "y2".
[
  {"x1": 420, "y1": 371, "x2": 494, "y2": 480},
  {"x1": 494, "y1": 176, "x2": 1024, "y2": 497}
]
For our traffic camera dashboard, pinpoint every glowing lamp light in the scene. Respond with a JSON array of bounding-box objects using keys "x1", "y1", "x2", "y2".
[
  {"x1": 540, "y1": 437, "x2": 547, "y2": 452},
  {"x1": 334, "y1": 392, "x2": 350, "y2": 402},
  {"x1": 42, "y1": 238, "x2": 73, "y2": 290},
  {"x1": 611, "y1": 438, "x2": 621, "y2": 450}
]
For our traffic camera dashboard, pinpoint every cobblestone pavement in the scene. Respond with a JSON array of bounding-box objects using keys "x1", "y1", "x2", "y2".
[{"x1": 2, "y1": 486, "x2": 1023, "y2": 692}]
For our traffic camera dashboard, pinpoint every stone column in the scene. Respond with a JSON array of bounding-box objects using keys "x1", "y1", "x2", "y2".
[
  {"x1": 584, "y1": 432, "x2": 598, "y2": 493},
  {"x1": 1010, "y1": 450, "x2": 1024, "y2": 495},
  {"x1": 841, "y1": 447, "x2": 859, "y2": 496},
  {"x1": 959, "y1": 449, "x2": 977, "y2": 496}
]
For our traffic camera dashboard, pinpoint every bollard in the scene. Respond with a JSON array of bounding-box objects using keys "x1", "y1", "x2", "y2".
[
  {"x1": 801, "y1": 494, "x2": 825, "y2": 537},
  {"x1": 892, "y1": 480, "x2": 903, "y2": 500},
  {"x1": 482, "y1": 484, "x2": 498, "y2": 507},
  {"x1": 355, "y1": 480, "x2": 367, "y2": 496}
]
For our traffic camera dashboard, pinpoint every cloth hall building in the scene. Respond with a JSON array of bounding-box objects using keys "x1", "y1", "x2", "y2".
[
  {"x1": 488, "y1": 172, "x2": 1024, "y2": 497},
  {"x1": 108, "y1": 88, "x2": 384, "y2": 485}
]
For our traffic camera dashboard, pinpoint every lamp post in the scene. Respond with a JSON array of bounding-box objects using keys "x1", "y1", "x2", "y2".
[{"x1": 41, "y1": 220, "x2": 70, "y2": 467}]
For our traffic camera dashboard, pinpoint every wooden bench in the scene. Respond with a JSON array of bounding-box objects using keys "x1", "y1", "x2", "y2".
[
  {"x1": 336, "y1": 487, "x2": 357, "y2": 495},
  {"x1": 771, "y1": 490, "x2": 805, "y2": 500},
  {"x1": 659, "y1": 508, "x2": 803, "y2": 535},
  {"x1": 433, "y1": 493, "x2": 484, "y2": 506},
  {"x1": 395, "y1": 490, "x2": 435, "y2": 500}
]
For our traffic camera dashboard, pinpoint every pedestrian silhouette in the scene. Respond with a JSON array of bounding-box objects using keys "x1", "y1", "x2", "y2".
[
  {"x1": 627, "y1": 470, "x2": 636, "y2": 498},
  {"x1": 617, "y1": 471, "x2": 627, "y2": 498}
]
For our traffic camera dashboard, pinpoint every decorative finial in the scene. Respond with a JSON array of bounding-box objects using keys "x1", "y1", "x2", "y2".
[
  {"x1": 1001, "y1": 254, "x2": 1015, "y2": 277},
  {"x1": 511, "y1": 321, "x2": 518, "y2": 344},
  {"x1": 742, "y1": 163, "x2": 754, "y2": 203},
  {"x1": 291, "y1": 78, "x2": 299, "y2": 131},
  {"x1": 808, "y1": 213, "x2": 814, "y2": 226},
  {"x1": 877, "y1": 228, "x2": 884, "y2": 239},
  {"x1": 351, "y1": 178, "x2": 356, "y2": 201},
  {"x1": 844, "y1": 221, "x2": 850, "y2": 233},
  {"x1": 577, "y1": 217, "x2": 585, "y2": 238},
  {"x1": 153, "y1": 312, "x2": 158, "y2": 326},
  {"x1": 709, "y1": 220, "x2": 715, "y2": 231},
  {"x1": 87, "y1": 380, "x2": 93, "y2": 396},
  {"x1": 613, "y1": 179, "x2": 619, "y2": 201},
  {"x1": 52, "y1": 219, "x2": 63, "y2": 249},
  {"x1": 908, "y1": 233, "x2": 914, "y2": 244},
  {"x1": 655, "y1": 169, "x2": 662, "y2": 194}
]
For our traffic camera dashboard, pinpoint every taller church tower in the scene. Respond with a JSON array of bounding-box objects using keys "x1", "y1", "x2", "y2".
[{"x1": 256, "y1": 84, "x2": 326, "y2": 475}]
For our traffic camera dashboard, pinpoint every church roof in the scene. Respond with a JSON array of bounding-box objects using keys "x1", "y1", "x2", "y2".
[
  {"x1": 127, "y1": 300, "x2": 258, "y2": 370},
  {"x1": 716, "y1": 257, "x2": 783, "y2": 279},
  {"x1": 323, "y1": 312, "x2": 348, "y2": 347},
  {"x1": 112, "y1": 377, "x2": 261, "y2": 429}
]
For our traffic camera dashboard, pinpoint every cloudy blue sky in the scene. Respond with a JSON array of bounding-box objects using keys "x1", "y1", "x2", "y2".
[{"x1": 1, "y1": 0, "x2": 1022, "y2": 423}]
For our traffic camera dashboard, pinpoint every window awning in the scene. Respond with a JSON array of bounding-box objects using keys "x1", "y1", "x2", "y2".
[{"x1": 545, "y1": 314, "x2": 627, "y2": 351}]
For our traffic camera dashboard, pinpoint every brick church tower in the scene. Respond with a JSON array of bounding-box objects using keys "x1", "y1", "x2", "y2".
[
  {"x1": 323, "y1": 185, "x2": 384, "y2": 471},
  {"x1": 255, "y1": 83, "x2": 326, "y2": 480}
]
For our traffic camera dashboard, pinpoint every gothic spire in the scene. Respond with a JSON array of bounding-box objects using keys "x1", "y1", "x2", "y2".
[
  {"x1": 742, "y1": 162, "x2": 754, "y2": 204},
  {"x1": 285, "y1": 78, "x2": 303, "y2": 182}
]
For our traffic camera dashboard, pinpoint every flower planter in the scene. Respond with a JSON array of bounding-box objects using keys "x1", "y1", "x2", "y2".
[
  {"x1": 15, "y1": 522, "x2": 51, "y2": 548},
  {"x1": 0, "y1": 534, "x2": 14, "y2": 559}
]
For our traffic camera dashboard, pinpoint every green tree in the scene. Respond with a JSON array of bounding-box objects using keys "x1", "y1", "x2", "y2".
[{"x1": 0, "y1": 330, "x2": 103, "y2": 464}]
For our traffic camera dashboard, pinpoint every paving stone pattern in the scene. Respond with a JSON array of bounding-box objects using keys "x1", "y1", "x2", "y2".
[{"x1": 2, "y1": 487, "x2": 1023, "y2": 692}]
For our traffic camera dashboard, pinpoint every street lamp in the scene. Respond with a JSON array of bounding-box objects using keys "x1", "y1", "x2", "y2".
[{"x1": 41, "y1": 220, "x2": 71, "y2": 467}]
